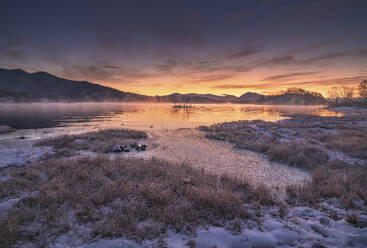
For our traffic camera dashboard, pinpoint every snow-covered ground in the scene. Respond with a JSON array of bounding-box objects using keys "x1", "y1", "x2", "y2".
[
  {"x1": 1, "y1": 124, "x2": 366, "y2": 248},
  {"x1": 0, "y1": 146, "x2": 53, "y2": 168},
  {"x1": 43, "y1": 203, "x2": 367, "y2": 248},
  {"x1": 0, "y1": 127, "x2": 309, "y2": 189},
  {"x1": 0, "y1": 126, "x2": 98, "y2": 168}
]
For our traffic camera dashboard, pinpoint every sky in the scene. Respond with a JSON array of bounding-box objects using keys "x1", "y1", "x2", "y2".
[{"x1": 1, "y1": 0, "x2": 367, "y2": 96}]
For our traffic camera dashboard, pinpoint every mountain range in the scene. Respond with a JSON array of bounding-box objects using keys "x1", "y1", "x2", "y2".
[{"x1": 0, "y1": 68, "x2": 326, "y2": 105}]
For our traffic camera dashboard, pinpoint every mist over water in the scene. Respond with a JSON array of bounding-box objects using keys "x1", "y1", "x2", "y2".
[{"x1": 0, "y1": 103, "x2": 342, "y2": 130}]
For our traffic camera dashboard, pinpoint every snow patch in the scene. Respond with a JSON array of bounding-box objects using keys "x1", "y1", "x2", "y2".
[
  {"x1": 0, "y1": 197, "x2": 21, "y2": 214},
  {"x1": 0, "y1": 146, "x2": 53, "y2": 167},
  {"x1": 78, "y1": 239, "x2": 140, "y2": 248},
  {"x1": 11, "y1": 203, "x2": 367, "y2": 248}
]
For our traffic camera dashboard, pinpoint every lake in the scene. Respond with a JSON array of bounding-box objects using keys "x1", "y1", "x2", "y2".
[{"x1": 0, "y1": 103, "x2": 342, "y2": 130}]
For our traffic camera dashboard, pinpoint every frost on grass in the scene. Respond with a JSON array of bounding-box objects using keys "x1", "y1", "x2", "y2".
[
  {"x1": 35, "y1": 128, "x2": 147, "y2": 157},
  {"x1": 0, "y1": 146, "x2": 53, "y2": 168},
  {"x1": 0, "y1": 156, "x2": 273, "y2": 247},
  {"x1": 286, "y1": 160, "x2": 367, "y2": 209},
  {"x1": 200, "y1": 114, "x2": 367, "y2": 208},
  {"x1": 199, "y1": 114, "x2": 367, "y2": 169}
]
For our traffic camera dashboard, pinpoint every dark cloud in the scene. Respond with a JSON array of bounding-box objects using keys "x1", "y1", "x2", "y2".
[
  {"x1": 174, "y1": 46, "x2": 260, "y2": 75},
  {"x1": 0, "y1": 49, "x2": 27, "y2": 62},
  {"x1": 284, "y1": 36, "x2": 367, "y2": 57},
  {"x1": 180, "y1": 46, "x2": 367, "y2": 78},
  {"x1": 303, "y1": 52, "x2": 351, "y2": 63},
  {"x1": 0, "y1": 36, "x2": 28, "y2": 63},
  {"x1": 193, "y1": 64, "x2": 252, "y2": 73},
  {"x1": 226, "y1": 46, "x2": 262, "y2": 59},
  {"x1": 1, "y1": 0, "x2": 366, "y2": 94},
  {"x1": 212, "y1": 83, "x2": 272, "y2": 89},
  {"x1": 104, "y1": 65, "x2": 125, "y2": 70},
  {"x1": 152, "y1": 60, "x2": 179, "y2": 72},
  {"x1": 260, "y1": 56, "x2": 297, "y2": 66},
  {"x1": 259, "y1": 49, "x2": 367, "y2": 68},
  {"x1": 263, "y1": 71, "x2": 320, "y2": 82},
  {"x1": 194, "y1": 74, "x2": 235, "y2": 82},
  {"x1": 285, "y1": 39, "x2": 350, "y2": 56},
  {"x1": 290, "y1": 76, "x2": 367, "y2": 87},
  {"x1": 150, "y1": 45, "x2": 259, "y2": 76},
  {"x1": 298, "y1": 49, "x2": 367, "y2": 64},
  {"x1": 61, "y1": 65, "x2": 115, "y2": 81}
]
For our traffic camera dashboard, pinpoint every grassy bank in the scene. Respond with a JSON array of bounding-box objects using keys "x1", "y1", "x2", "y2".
[
  {"x1": 1, "y1": 122, "x2": 366, "y2": 247},
  {"x1": 0, "y1": 156, "x2": 273, "y2": 247},
  {"x1": 286, "y1": 160, "x2": 367, "y2": 208},
  {"x1": 35, "y1": 128, "x2": 148, "y2": 157},
  {"x1": 199, "y1": 114, "x2": 367, "y2": 208}
]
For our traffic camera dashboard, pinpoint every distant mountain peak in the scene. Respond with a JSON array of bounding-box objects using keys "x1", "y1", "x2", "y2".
[
  {"x1": 0, "y1": 68, "x2": 150, "y2": 102},
  {"x1": 239, "y1": 92, "x2": 264, "y2": 102},
  {"x1": 30, "y1": 71, "x2": 52, "y2": 76},
  {"x1": 240, "y1": 92, "x2": 261, "y2": 96},
  {"x1": 0, "y1": 68, "x2": 326, "y2": 105}
]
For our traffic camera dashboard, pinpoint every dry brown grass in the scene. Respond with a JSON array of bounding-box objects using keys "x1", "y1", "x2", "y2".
[
  {"x1": 286, "y1": 160, "x2": 367, "y2": 208},
  {"x1": 200, "y1": 125, "x2": 329, "y2": 170},
  {"x1": 266, "y1": 142, "x2": 329, "y2": 170},
  {"x1": 200, "y1": 114, "x2": 367, "y2": 208},
  {"x1": 0, "y1": 220, "x2": 20, "y2": 248},
  {"x1": 316, "y1": 130, "x2": 367, "y2": 159},
  {"x1": 199, "y1": 114, "x2": 367, "y2": 170},
  {"x1": 0, "y1": 156, "x2": 273, "y2": 246},
  {"x1": 35, "y1": 128, "x2": 147, "y2": 156}
]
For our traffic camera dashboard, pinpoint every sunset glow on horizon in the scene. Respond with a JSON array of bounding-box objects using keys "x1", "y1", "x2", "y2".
[{"x1": 1, "y1": 0, "x2": 367, "y2": 97}]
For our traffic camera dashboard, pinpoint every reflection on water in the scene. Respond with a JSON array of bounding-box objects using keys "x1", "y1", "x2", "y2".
[{"x1": 0, "y1": 103, "x2": 342, "y2": 130}]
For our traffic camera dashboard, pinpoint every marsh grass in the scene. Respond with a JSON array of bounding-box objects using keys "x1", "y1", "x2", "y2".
[
  {"x1": 286, "y1": 160, "x2": 367, "y2": 208},
  {"x1": 317, "y1": 130, "x2": 367, "y2": 159},
  {"x1": 266, "y1": 142, "x2": 329, "y2": 170},
  {"x1": 200, "y1": 114, "x2": 367, "y2": 207},
  {"x1": 0, "y1": 220, "x2": 20, "y2": 248},
  {"x1": 35, "y1": 128, "x2": 147, "y2": 156},
  {"x1": 0, "y1": 156, "x2": 273, "y2": 246},
  {"x1": 199, "y1": 114, "x2": 367, "y2": 170}
]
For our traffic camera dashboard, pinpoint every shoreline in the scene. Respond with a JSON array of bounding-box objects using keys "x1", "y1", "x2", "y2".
[
  {"x1": 0, "y1": 126, "x2": 309, "y2": 191},
  {"x1": 1, "y1": 110, "x2": 367, "y2": 247}
]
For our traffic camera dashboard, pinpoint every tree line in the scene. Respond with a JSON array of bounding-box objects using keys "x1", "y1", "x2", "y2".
[
  {"x1": 272, "y1": 87, "x2": 324, "y2": 98},
  {"x1": 328, "y1": 80, "x2": 367, "y2": 106}
]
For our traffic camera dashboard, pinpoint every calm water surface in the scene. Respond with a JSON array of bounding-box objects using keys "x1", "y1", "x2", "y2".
[{"x1": 0, "y1": 103, "x2": 342, "y2": 130}]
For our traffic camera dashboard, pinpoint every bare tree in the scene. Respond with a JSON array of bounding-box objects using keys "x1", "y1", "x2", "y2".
[
  {"x1": 340, "y1": 86, "x2": 355, "y2": 103},
  {"x1": 328, "y1": 87, "x2": 341, "y2": 105},
  {"x1": 359, "y1": 80, "x2": 367, "y2": 102}
]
